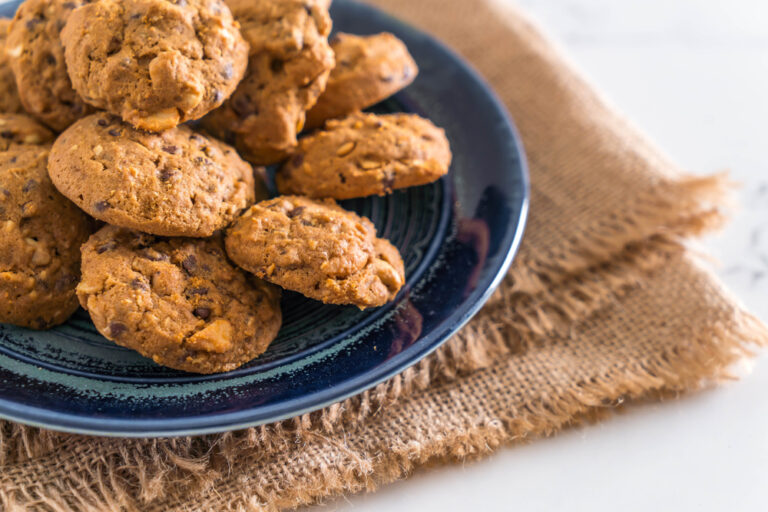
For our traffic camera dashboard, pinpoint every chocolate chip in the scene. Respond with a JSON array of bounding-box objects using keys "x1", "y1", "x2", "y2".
[
  {"x1": 22, "y1": 179, "x2": 38, "y2": 193},
  {"x1": 193, "y1": 307, "x2": 211, "y2": 319},
  {"x1": 232, "y1": 95, "x2": 257, "y2": 117},
  {"x1": 54, "y1": 275, "x2": 76, "y2": 292},
  {"x1": 290, "y1": 153, "x2": 304, "y2": 168},
  {"x1": 380, "y1": 75, "x2": 394, "y2": 83},
  {"x1": 189, "y1": 287, "x2": 208, "y2": 295},
  {"x1": 221, "y1": 62, "x2": 233, "y2": 79},
  {"x1": 142, "y1": 249, "x2": 168, "y2": 262},
  {"x1": 130, "y1": 278, "x2": 148, "y2": 290},
  {"x1": 162, "y1": 145, "x2": 178, "y2": 154},
  {"x1": 108, "y1": 129, "x2": 120, "y2": 137},
  {"x1": 270, "y1": 59, "x2": 284, "y2": 73},
  {"x1": 1, "y1": 189, "x2": 9, "y2": 197},
  {"x1": 213, "y1": 90, "x2": 223, "y2": 103},
  {"x1": 109, "y1": 322, "x2": 127, "y2": 338},
  {"x1": 287, "y1": 206, "x2": 305, "y2": 218},
  {"x1": 0, "y1": 131, "x2": 13, "y2": 139},
  {"x1": 97, "y1": 118, "x2": 108, "y2": 127},
  {"x1": 130, "y1": 12, "x2": 142, "y2": 19},
  {"x1": 94, "y1": 200, "x2": 110, "y2": 212},
  {"x1": 62, "y1": 2, "x2": 76, "y2": 9},
  {"x1": 175, "y1": 0, "x2": 187, "y2": 6},
  {"x1": 25, "y1": 18, "x2": 40, "y2": 31},
  {"x1": 189, "y1": 133, "x2": 203, "y2": 142},
  {"x1": 96, "y1": 241, "x2": 117, "y2": 254},
  {"x1": 45, "y1": 54, "x2": 56, "y2": 65},
  {"x1": 158, "y1": 167, "x2": 174, "y2": 181},
  {"x1": 181, "y1": 255, "x2": 197, "y2": 273}
]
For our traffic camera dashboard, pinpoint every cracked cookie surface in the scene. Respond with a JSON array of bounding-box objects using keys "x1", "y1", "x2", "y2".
[
  {"x1": 0, "y1": 19, "x2": 25, "y2": 114},
  {"x1": 49, "y1": 112, "x2": 259, "y2": 237},
  {"x1": 306, "y1": 32, "x2": 418, "y2": 129},
  {"x1": 78, "y1": 225, "x2": 282, "y2": 374},
  {"x1": 276, "y1": 113, "x2": 452, "y2": 199},
  {"x1": 225, "y1": 195, "x2": 405, "y2": 308},
  {"x1": 5, "y1": 0, "x2": 93, "y2": 131},
  {"x1": 61, "y1": 0, "x2": 248, "y2": 132},
  {"x1": 0, "y1": 144, "x2": 93, "y2": 329},
  {"x1": 202, "y1": 0, "x2": 334, "y2": 165},
  {"x1": 0, "y1": 113, "x2": 55, "y2": 150}
]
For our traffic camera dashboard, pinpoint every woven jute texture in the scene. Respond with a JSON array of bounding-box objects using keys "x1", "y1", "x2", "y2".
[{"x1": 1, "y1": 0, "x2": 766, "y2": 510}]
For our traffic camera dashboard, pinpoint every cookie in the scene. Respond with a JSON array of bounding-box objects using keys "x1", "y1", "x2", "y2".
[
  {"x1": 5, "y1": 0, "x2": 92, "y2": 131},
  {"x1": 276, "y1": 113, "x2": 452, "y2": 199},
  {"x1": 0, "y1": 113, "x2": 55, "y2": 151},
  {"x1": 77, "y1": 226, "x2": 282, "y2": 374},
  {"x1": 306, "y1": 33, "x2": 418, "y2": 129},
  {"x1": 61, "y1": 0, "x2": 249, "y2": 132},
  {"x1": 201, "y1": 0, "x2": 334, "y2": 165},
  {"x1": 0, "y1": 145, "x2": 93, "y2": 329},
  {"x1": 48, "y1": 113, "x2": 258, "y2": 237},
  {"x1": 0, "y1": 19, "x2": 25, "y2": 114},
  {"x1": 225, "y1": 196, "x2": 405, "y2": 308}
]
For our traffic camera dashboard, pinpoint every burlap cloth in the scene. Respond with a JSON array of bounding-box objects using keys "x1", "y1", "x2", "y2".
[{"x1": 1, "y1": 0, "x2": 766, "y2": 510}]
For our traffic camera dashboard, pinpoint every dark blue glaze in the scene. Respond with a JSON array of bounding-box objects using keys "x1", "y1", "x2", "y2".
[{"x1": 0, "y1": 0, "x2": 529, "y2": 436}]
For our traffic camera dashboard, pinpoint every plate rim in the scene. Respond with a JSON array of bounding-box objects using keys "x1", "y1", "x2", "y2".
[{"x1": 0, "y1": 0, "x2": 529, "y2": 437}]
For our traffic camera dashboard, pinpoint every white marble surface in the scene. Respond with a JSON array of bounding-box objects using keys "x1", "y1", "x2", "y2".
[{"x1": 306, "y1": 0, "x2": 768, "y2": 510}]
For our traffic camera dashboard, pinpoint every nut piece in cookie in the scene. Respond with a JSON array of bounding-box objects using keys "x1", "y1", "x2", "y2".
[
  {"x1": 77, "y1": 226, "x2": 282, "y2": 374},
  {"x1": 306, "y1": 32, "x2": 418, "y2": 129},
  {"x1": 5, "y1": 0, "x2": 93, "y2": 131},
  {"x1": 61, "y1": 0, "x2": 249, "y2": 132},
  {"x1": 225, "y1": 196, "x2": 405, "y2": 308},
  {"x1": 0, "y1": 19, "x2": 25, "y2": 114},
  {"x1": 276, "y1": 113, "x2": 452, "y2": 199},
  {"x1": 0, "y1": 113, "x2": 55, "y2": 150},
  {"x1": 0, "y1": 145, "x2": 93, "y2": 329},
  {"x1": 48, "y1": 113, "x2": 257, "y2": 237},
  {"x1": 201, "y1": 0, "x2": 334, "y2": 165}
]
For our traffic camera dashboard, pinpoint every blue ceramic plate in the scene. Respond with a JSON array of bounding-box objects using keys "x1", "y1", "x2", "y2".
[{"x1": 0, "y1": 0, "x2": 528, "y2": 436}]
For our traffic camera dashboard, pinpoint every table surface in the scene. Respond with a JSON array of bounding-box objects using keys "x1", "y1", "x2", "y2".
[{"x1": 307, "y1": 0, "x2": 768, "y2": 510}]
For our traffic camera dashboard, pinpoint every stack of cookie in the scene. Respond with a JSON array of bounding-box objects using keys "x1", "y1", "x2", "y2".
[{"x1": 0, "y1": 0, "x2": 452, "y2": 374}]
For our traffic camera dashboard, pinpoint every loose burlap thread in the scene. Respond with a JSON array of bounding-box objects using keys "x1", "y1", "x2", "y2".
[{"x1": 1, "y1": 0, "x2": 766, "y2": 510}]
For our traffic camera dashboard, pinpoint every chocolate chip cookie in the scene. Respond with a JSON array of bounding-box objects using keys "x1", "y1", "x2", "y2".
[
  {"x1": 61, "y1": 0, "x2": 248, "y2": 132},
  {"x1": 0, "y1": 145, "x2": 93, "y2": 329},
  {"x1": 0, "y1": 113, "x2": 55, "y2": 151},
  {"x1": 77, "y1": 226, "x2": 282, "y2": 374},
  {"x1": 306, "y1": 33, "x2": 418, "y2": 129},
  {"x1": 5, "y1": 0, "x2": 92, "y2": 131},
  {"x1": 201, "y1": 0, "x2": 334, "y2": 165},
  {"x1": 225, "y1": 196, "x2": 405, "y2": 308},
  {"x1": 48, "y1": 113, "x2": 257, "y2": 237},
  {"x1": 276, "y1": 113, "x2": 452, "y2": 199},
  {"x1": 0, "y1": 19, "x2": 25, "y2": 114}
]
